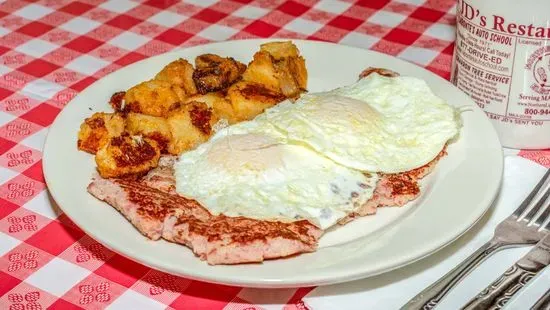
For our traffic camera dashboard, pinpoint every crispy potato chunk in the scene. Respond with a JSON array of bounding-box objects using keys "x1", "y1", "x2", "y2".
[
  {"x1": 184, "y1": 92, "x2": 237, "y2": 124},
  {"x1": 125, "y1": 113, "x2": 172, "y2": 153},
  {"x1": 243, "y1": 41, "x2": 307, "y2": 99},
  {"x1": 77, "y1": 112, "x2": 125, "y2": 154},
  {"x1": 166, "y1": 102, "x2": 219, "y2": 155},
  {"x1": 155, "y1": 58, "x2": 197, "y2": 100},
  {"x1": 95, "y1": 134, "x2": 160, "y2": 179},
  {"x1": 227, "y1": 81, "x2": 286, "y2": 122},
  {"x1": 193, "y1": 54, "x2": 246, "y2": 94},
  {"x1": 123, "y1": 80, "x2": 181, "y2": 117}
]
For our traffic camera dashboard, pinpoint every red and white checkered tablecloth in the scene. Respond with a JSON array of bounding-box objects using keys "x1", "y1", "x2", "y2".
[{"x1": 0, "y1": 0, "x2": 549, "y2": 309}]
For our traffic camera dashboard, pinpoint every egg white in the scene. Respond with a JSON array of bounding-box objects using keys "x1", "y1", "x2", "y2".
[
  {"x1": 253, "y1": 73, "x2": 461, "y2": 173},
  {"x1": 174, "y1": 131, "x2": 378, "y2": 229}
]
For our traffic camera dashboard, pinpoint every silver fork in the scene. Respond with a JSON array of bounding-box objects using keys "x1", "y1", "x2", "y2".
[
  {"x1": 402, "y1": 169, "x2": 550, "y2": 310},
  {"x1": 462, "y1": 195, "x2": 550, "y2": 309}
]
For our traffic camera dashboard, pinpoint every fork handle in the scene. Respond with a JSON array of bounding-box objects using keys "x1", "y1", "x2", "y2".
[
  {"x1": 401, "y1": 240, "x2": 504, "y2": 310},
  {"x1": 461, "y1": 263, "x2": 541, "y2": 310}
]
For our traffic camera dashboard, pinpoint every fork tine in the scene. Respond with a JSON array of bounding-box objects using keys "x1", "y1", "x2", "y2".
[
  {"x1": 515, "y1": 169, "x2": 550, "y2": 218},
  {"x1": 534, "y1": 195, "x2": 550, "y2": 227},
  {"x1": 521, "y1": 182, "x2": 550, "y2": 222}
]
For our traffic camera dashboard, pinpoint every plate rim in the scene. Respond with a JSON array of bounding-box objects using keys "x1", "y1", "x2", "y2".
[{"x1": 42, "y1": 38, "x2": 504, "y2": 288}]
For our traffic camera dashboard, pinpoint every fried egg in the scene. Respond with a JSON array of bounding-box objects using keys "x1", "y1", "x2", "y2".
[
  {"x1": 174, "y1": 130, "x2": 378, "y2": 229},
  {"x1": 254, "y1": 73, "x2": 461, "y2": 173}
]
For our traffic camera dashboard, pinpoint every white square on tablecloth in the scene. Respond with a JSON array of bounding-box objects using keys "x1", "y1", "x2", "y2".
[
  {"x1": 198, "y1": 24, "x2": 239, "y2": 41},
  {"x1": 13, "y1": 4, "x2": 54, "y2": 20},
  {"x1": 424, "y1": 23, "x2": 456, "y2": 41},
  {"x1": 399, "y1": 46, "x2": 439, "y2": 65},
  {"x1": 99, "y1": 0, "x2": 138, "y2": 13},
  {"x1": 65, "y1": 55, "x2": 110, "y2": 76},
  {"x1": 183, "y1": 0, "x2": 219, "y2": 7},
  {"x1": 368, "y1": 11, "x2": 407, "y2": 28},
  {"x1": 235, "y1": 288, "x2": 298, "y2": 310},
  {"x1": 0, "y1": 64, "x2": 12, "y2": 77},
  {"x1": 107, "y1": 290, "x2": 166, "y2": 310},
  {"x1": 313, "y1": 0, "x2": 352, "y2": 14},
  {"x1": 23, "y1": 189, "x2": 62, "y2": 220},
  {"x1": 21, "y1": 80, "x2": 65, "y2": 101},
  {"x1": 393, "y1": 0, "x2": 426, "y2": 5},
  {"x1": 339, "y1": 32, "x2": 379, "y2": 50},
  {"x1": 284, "y1": 18, "x2": 324, "y2": 36},
  {"x1": 109, "y1": 32, "x2": 149, "y2": 50},
  {"x1": 0, "y1": 26, "x2": 10, "y2": 37},
  {"x1": 0, "y1": 111, "x2": 16, "y2": 127},
  {"x1": 15, "y1": 39, "x2": 59, "y2": 58},
  {"x1": 0, "y1": 232, "x2": 21, "y2": 257},
  {"x1": 0, "y1": 167, "x2": 18, "y2": 185},
  {"x1": 148, "y1": 11, "x2": 187, "y2": 27},
  {"x1": 59, "y1": 17, "x2": 102, "y2": 35},
  {"x1": 232, "y1": 5, "x2": 269, "y2": 19},
  {"x1": 19, "y1": 127, "x2": 49, "y2": 152},
  {"x1": 25, "y1": 257, "x2": 90, "y2": 297}
]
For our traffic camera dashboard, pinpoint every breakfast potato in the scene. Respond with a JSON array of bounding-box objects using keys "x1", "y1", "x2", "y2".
[
  {"x1": 243, "y1": 41, "x2": 307, "y2": 99},
  {"x1": 123, "y1": 80, "x2": 181, "y2": 117},
  {"x1": 193, "y1": 54, "x2": 246, "y2": 94},
  {"x1": 166, "y1": 101, "x2": 220, "y2": 155},
  {"x1": 155, "y1": 58, "x2": 197, "y2": 99},
  {"x1": 226, "y1": 81, "x2": 286, "y2": 122},
  {"x1": 184, "y1": 92, "x2": 237, "y2": 124},
  {"x1": 95, "y1": 134, "x2": 161, "y2": 179},
  {"x1": 77, "y1": 112, "x2": 125, "y2": 154},
  {"x1": 125, "y1": 113, "x2": 172, "y2": 153}
]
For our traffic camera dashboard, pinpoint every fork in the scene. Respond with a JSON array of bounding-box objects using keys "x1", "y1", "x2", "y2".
[
  {"x1": 462, "y1": 195, "x2": 550, "y2": 309},
  {"x1": 401, "y1": 168, "x2": 550, "y2": 310}
]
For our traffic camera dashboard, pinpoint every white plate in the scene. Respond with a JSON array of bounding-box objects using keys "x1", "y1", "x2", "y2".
[{"x1": 43, "y1": 39, "x2": 503, "y2": 288}]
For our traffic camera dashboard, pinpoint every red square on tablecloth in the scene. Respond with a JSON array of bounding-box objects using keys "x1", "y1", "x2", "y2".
[
  {"x1": 144, "y1": 0, "x2": 180, "y2": 10},
  {"x1": 194, "y1": 8, "x2": 228, "y2": 24},
  {"x1": 383, "y1": 27, "x2": 421, "y2": 45},
  {"x1": 64, "y1": 35, "x2": 104, "y2": 53},
  {"x1": 328, "y1": 15, "x2": 363, "y2": 31},
  {"x1": 17, "y1": 59, "x2": 61, "y2": 78},
  {"x1": 106, "y1": 14, "x2": 144, "y2": 30},
  {"x1": 25, "y1": 220, "x2": 85, "y2": 256},
  {"x1": 16, "y1": 21, "x2": 54, "y2": 37},
  {"x1": 0, "y1": 137, "x2": 17, "y2": 156},
  {"x1": 59, "y1": 2, "x2": 95, "y2": 16},
  {"x1": 357, "y1": 0, "x2": 391, "y2": 10},
  {"x1": 155, "y1": 29, "x2": 192, "y2": 46},
  {"x1": 22, "y1": 160, "x2": 45, "y2": 183},
  {"x1": 95, "y1": 254, "x2": 149, "y2": 288},
  {"x1": 170, "y1": 281, "x2": 241, "y2": 310},
  {"x1": 0, "y1": 243, "x2": 55, "y2": 281},
  {"x1": 0, "y1": 271, "x2": 21, "y2": 297},
  {"x1": 277, "y1": 1, "x2": 310, "y2": 17},
  {"x1": 0, "y1": 198, "x2": 18, "y2": 220},
  {"x1": 243, "y1": 20, "x2": 279, "y2": 37},
  {"x1": 20, "y1": 103, "x2": 61, "y2": 128},
  {"x1": 410, "y1": 7, "x2": 446, "y2": 22},
  {"x1": 115, "y1": 51, "x2": 147, "y2": 67},
  {"x1": 70, "y1": 76, "x2": 97, "y2": 92}
]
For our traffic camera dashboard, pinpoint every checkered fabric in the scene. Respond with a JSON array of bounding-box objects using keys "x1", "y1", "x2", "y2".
[{"x1": 0, "y1": 0, "x2": 548, "y2": 309}]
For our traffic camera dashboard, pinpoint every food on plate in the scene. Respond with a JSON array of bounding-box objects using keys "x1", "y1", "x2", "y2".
[
  {"x1": 174, "y1": 132, "x2": 379, "y2": 229},
  {"x1": 125, "y1": 112, "x2": 172, "y2": 154},
  {"x1": 242, "y1": 41, "x2": 307, "y2": 99},
  {"x1": 95, "y1": 134, "x2": 161, "y2": 178},
  {"x1": 77, "y1": 39, "x2": 462, "y2": 265},
  {"x1": 225, "y1": 81, "x2": 286, "y2": 122},
  {"x1": 192, "y1": 54, "x2": 246, "y2": 94},
  {"x1": 154, "y1": 58, "x2": 197, "y2": 98},
  {"x1": 88, "y1": 177, "x2": 322, "y2": 264},
  {"x1": 166, "y1": 101, "x2": 220, "y2": 155},
  {"x1": 121, "y1": 80, "x2": 181, "y2": 117},
  {"x1": 78, "y1": 41, "x2": 307, "y2": 180},
  {"x1": 252, "y1": 73, "x2": 459, "y2": 173},
  {"x1": 77, "y1": 112, "x2": 125, "y2": 154}
]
